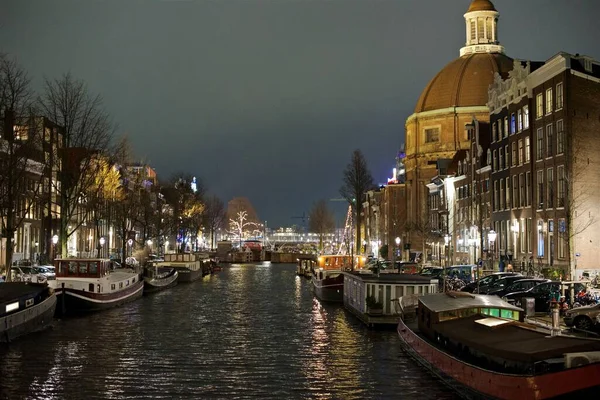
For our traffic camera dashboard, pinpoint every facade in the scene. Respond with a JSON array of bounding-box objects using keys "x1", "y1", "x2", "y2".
[
  {"x1": 403, "y1": 0, "x2": 513, "y2": 262},
  {"x1": 488, "y1": 52, "x2": 600, "y2": 278}
]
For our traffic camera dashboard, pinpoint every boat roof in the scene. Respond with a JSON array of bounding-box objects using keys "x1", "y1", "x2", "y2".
[
  {"x1": 435, "y1": 315, "x2": 600, "y2": 363},
  {"x1": 0, "y1": 282, "x2": 47, "y2": 303},
  {"x1": 419, "y1": 292, "x2": 522, "y2": 313},
  {"x1": 345, "y1": 271, "x2": 437, "y2": 284}
]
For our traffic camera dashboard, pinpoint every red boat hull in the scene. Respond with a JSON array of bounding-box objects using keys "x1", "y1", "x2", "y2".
[{"x1": 397, "y1": 318, "x2": 600, "y2": 399}]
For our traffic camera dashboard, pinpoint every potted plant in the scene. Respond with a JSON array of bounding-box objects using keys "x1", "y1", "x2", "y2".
[{"x1": 366, "y1": 295, "x2": 384, "y2": 315}]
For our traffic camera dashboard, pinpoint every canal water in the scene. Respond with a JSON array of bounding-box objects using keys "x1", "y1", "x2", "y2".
[{"x1": 0, "y1": 263, "x2": 456, "y2": 400}]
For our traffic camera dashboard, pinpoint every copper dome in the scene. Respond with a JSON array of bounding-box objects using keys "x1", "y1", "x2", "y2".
[
  {"x1": 467, "y1": 0, "x2": 496, "y2": 13},
  {"x1": 414, "y1": 52, "x2": 513, "y2": 113}
]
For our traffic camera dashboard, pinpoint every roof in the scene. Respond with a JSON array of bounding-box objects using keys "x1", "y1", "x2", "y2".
[
  {"x1": 414, "y1": 52, "x2": 514, "y2": 113},
  {"x1": 345, "y1": 271, "x2": 437, "y2": 284},
  {"x1": 467, "y1": 0, "x2": 496, "y2": 13},
  {"x1": 435, "y1": 315, "x2": 600, "y2": 363},
  {"x1": 0, "y1": 282, "x2": 47, "y2": 304},
  {"x1": 419, "y1": 292, "x2": 522, "y2": 313}
]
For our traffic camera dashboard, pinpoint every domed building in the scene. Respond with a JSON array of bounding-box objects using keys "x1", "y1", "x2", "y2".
[{"x1": 401, "y1": 0, "x2": 514, "y2": 251}]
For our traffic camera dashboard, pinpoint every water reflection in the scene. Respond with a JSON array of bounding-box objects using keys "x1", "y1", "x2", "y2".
[{"x1": 0, "y1": 263, "x2": 456, "y2": 400}]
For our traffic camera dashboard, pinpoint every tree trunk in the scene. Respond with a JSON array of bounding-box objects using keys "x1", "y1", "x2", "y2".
[{"x1": 355, "y1": 206, "x2": 362, "y2": 256}]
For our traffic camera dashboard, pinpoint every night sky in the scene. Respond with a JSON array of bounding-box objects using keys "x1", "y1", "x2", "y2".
[{"x1": 2, "y1": 0, "x2": 599, "y2": 227}]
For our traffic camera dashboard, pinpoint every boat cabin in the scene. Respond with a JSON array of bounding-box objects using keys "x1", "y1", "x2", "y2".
[
  {"x1": 54, "y1": 259, "x2": 111, "y2": 279},
  {"x1": 417, "y1": 292, "x2": 522, "y2": 340},
  {"x1": 317, "y1": 255, "x2": 366, "y2": 271}
]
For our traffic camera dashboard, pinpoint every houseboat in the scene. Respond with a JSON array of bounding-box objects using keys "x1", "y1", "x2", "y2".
[
  {"x1": 312, "y1": 255, "x2": 365, "y2": 302},
  {"x1": 343, "y1": 271, "x2": 438, "y2": 327},
  {"x1": 156, "y1": 253, "x2": 203, "y2": 282},
  {"x1": 296, "y1": 255, "x2": 317, "y2": 278},
  {"x1": 1, "y1": 282, "x2": 57, "y2": 342},
  {"x1": 50, "y1": 258, "x2": 143, "y2": 316},
  {"x1": 143, "y1": 265, "x2": 179, "y2": 294},
  {"x1": 396, "y1": 292, "x2": 600, "y2": 399}
]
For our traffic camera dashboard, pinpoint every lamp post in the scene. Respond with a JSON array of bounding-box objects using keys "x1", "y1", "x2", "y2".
[
  {"x1": 127, "y1": 239, "x2": 133, "y2": 258},
  {"x1": 444, "y1": 234, "x2": 450, "y2": 292},
  {"x1": 395, "y1": 237, "x2": 401, "y2": 271},
  {"x1": 488, "y1": 230, "x2": 497, "y2": 272},
  {"x1": 98, "y1": 237, "x2": 106, "y2": 258},
  {"x1": 147, "y1": 239, "x2": 153, "y2": 253},
  {"x1": 52, "y1": 234, "x2": 59, "y2": 261}
]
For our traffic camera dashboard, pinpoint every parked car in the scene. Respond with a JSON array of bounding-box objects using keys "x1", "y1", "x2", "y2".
[
  {"x1": 461, "y1": 272, "x2": 522, "y2": 293},
  {"x1": 420, "y1": 267, "x2": 444, "y2": 280},
  {"x1": 486, "y1": 278, "x2": 548, "y2": 298},
  {"x1": 33, "y1": 266, "x2": 56, "y2": 280},
  {"x1": 395, "y1": 262, "x2": 420, "y2": 274},
  {"x1": 563, "y1": 303, "x2": 600, "y2": 331},
  {"x1": 504, "y1": 281, "x2": 587, "y2": 312},
  {"x1": 446, "y1": 264, "x2": 481, "y2": 283}
]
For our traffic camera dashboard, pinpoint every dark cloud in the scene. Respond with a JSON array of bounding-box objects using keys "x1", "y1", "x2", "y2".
[{"x1": 2, "y1": 0, "x2": 599, "y2": 226}]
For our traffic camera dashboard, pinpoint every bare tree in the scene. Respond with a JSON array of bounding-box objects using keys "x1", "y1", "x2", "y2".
[
  {"x1": 308, "y1": 199, "x2": 335, "y2": 253},
  {"x1": 38, "y1": 72, "x2": 114, "y2": 257},
  {"x1": 228, "y1": 211, "x2": 260, "y2": 248},
  {"x1": 0, "y1": 54, "x2": 44, "y2": 278},
  {"x1": 203, "y1": 194, "x2": 226, "y2": 250},
  {"x1": 340, "y1": 149, "x2": 374, "y2": 255}
]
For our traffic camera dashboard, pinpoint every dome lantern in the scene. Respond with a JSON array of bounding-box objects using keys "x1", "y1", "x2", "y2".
[{"x1": 460, "y1": 0, "x2": 504, "y2": 57}]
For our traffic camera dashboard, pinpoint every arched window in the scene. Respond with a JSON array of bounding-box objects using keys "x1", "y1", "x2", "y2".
[
  {"x1": 470, "y1": 20, "x2": 476, "y2": 41},
  {"x1": 477, "y1": 18, "x2": 485, "y2": 40},
  {"x1": 486, "y1": 18, "x2": 493, "y2": 42}
]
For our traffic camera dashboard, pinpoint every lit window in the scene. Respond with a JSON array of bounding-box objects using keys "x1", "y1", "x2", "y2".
[
  {"x1": 537, "y1": 128, "x2": 544, "y2": 160},
  {"x1": 525, "y1": 137, "x2": 531, "y2": 163},
  {"x1": 523, "y1": 106, "x2": 529, "y2": 129},
  {"x1": 546, "y1": 88, "x2": 553, "y2": 114},
  {"x1": 536, "y1": 94, "x2": 543, "y2": 118},
  {"x1": 517, "y1": 110, "x2": 523, "y2": 131}
]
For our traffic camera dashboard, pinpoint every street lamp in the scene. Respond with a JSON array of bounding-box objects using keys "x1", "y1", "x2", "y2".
[
  {"x1": 444, "y1": 234, "x2": 450, "y2": 292},
  {"x1": 127, "y1": 239, "x2": 133, "y2": 257},
  {"x1": 395, "y1": 237, "x2": 401, "y2": 271},
  {"x1": 488, "y1": 230, "x2": 497, "y2": 272},
  {"x1": 52, "y1": 234, "x2": 59, "y2": 260},
  {"x1": 98, "y1": 236, "x2": 106, "y2": 258}
]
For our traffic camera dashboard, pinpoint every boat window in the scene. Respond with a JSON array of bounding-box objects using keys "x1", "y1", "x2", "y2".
[
  {"x1": 126, "y1": 280, "x2": 130, "y2": 286},
  {"x1": 132, "y1": 276, "x2": 136, "y2": 283},
  {"x1": 69, "y1": 262, "x2": 78, "y2": 275},
  {"x1": 406, "y1": 286, "x2": 414, "y2": 295},
  {"x1": 440, "y1": 310, "x2": 459, "y2": 321},
  {"x1": 481, "y1": 308, "x2": 500, "y2": 317},
  {"x1": 89, "y1": 263, "x2": 98, "y2": 275},
  {"x1": 111, "y1": 284, "x2": 116, "y2": 290},
  {"x1": 88, "y1": 283, "x2": 94, "y2": 292},
  {"x1": 459, "y1": 308, "x2": 478, "y2": 318},
  {"x1": 119, "y1": 282, "x2": 123, "y2": 289},
  {"x1": 80, "y1": 263, "x2": 89, "y2": 274},
  {"x1": 500, "y1": 309, "x2": 514, "y2": 319}
]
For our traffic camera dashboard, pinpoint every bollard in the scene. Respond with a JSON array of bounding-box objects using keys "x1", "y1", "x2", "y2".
[{"x1": 551, "y1": 307, "x2": 560, "y2": 336}]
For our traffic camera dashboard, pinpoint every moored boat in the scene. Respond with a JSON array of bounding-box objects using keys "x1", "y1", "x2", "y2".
[
  {"x1": 50, "y1": 258, "x2": 143, "y2": 316},
  {"x1": 156, "y1": 253, "x2": 203, "y2": 283},
  {"x1": 396, "y1": 292, "x2": 600, "y2": 399},
  {"x1": 296, "y1": 255, "x2": 316, "y2": 278},
  {"x1": 1, "y1": 282, "x2": 56, "y2": 343},
  {"x1": 143, "y1": 265, "x2": 178, "y2": 294},
  {"x1": 312, "y1": 255, "x2": 365, "y2": 302}
]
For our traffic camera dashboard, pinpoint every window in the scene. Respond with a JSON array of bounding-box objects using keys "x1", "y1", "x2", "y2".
[
  {"x1": 523, "y1": 105, "x2": 530, "y2": 129},
  {"x1": 512, "y1": 175, "x2": 518, "y2": 208},
  {"x1": 494, "y1": 180, "x2": 499, "y2": 211},
  {"x1": 486, "y1": 18, "x2": 492, "y2": 42},
  {"x1": 519, "y1": 173, "x2": 525, "y2": 207},
  {"x1": 470, "y1": 20, "x2": 476, "y2": 41},
  {"x1": 536, "y1": 93, "x2": 543, "y2": 118},
  {"x1": 492, "y1": 122, "x2": 497, "y2": 142},
  {"x1": 518, "y1": 139, "x2": 523, "y2": 165},
  {"x1": 547, "y1": 168, "x2": 554, "y2": 208},
  {"x1": 525, "y1": 136, "x2": 531, "y2": 163},
  {"x1": 478, "y1": 18, "x2": 484, "y2": 39},
  {"x1": 425, "y1": 128, "x2": 440, "y2": 143},
  {"x1": 556, "y1": 120, "x2": 564, "y2": 154},
  {"x1": 536, "y1": 128, "x2": 544, "y2": 160},
  {"x1": 504, "y1": 145, "x2": 509, "y2": 169},
  {"x1": 558, "y1": 218, "x2": 566, "y2": 258},
  {"x1": 498, "y1": 147, "x2": 503, "y2": 170},
  {"x1": 510, "y1": 113, "x2": 516, "y2": 134},
  {"x1": 556, "y1": 83, "x2": 563, "y2": 109},
  {"x1": 504, "y1": 117, "x2": 509, "y2": 138},
  {"x1": 546, "y1": 88, "x2": 553, "y2": 114},
  {"x1": 537, "y1": 223, "x2": 545, "y2": 257},
  {"x1": 537, "y1": 170, "x2": 544, "y2": 209},
  {"x1": 526, "y1": 171, "x2": 532, "y2": 206},
  {"x1": 546, "y1": 124, "x2": 553, "y2": 157},
  {"x1": 493, "y1": 149, "x2": 497, "y2": 172},
  {"x1": 517, "y1": 109, "x2": 523, "y2": 131},
  {"x1": 499, "y1": 178, "x2": 504, "y2": 209},
  {"x1": 557, "y1": 165, "x2": 565, "y2": 207},
  {"x1": 511, "y1": 142, "x2": 517, "y2": 166},
  {"x1": 505, "y1": 178, "x2": 510, "y2": 208}
]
